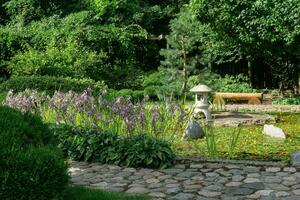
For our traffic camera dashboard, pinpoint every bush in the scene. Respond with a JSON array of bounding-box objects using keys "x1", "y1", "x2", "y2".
[
  {"x1": 0, "y1": 75, "x2": 107, "y2": 96},
  {"x1": 0, "y1": 105, "x2": 52, "y2": 147},
  {"x1": 52, "y1": 125, "x2": 175, "y2": 169},
  {"x1": 0, "y1": 106, "x2": 69, "y2": 200},
  {"x1": 273, "y1": 97, "x2": 300, "y2": 105},
  {"x1": 121, "y1": 134, "x2": 176, "y2": 169},
  {"x1": 143, "y1": 69, "x2": 182, "y2": 100},
  {"x1": 0, "y1": 145, "x2": 69, "y2": 200}
]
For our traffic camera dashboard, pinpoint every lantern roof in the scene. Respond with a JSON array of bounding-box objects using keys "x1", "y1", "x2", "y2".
[{"x1": 190, "y1": 84, "x2": 212, "y2": 93}]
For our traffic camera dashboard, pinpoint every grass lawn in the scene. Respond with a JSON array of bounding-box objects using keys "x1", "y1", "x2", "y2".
[
  {"x1": 175, "y1": 113, "x2": 300, "y2": 162},
  {"x1": 63, "y1": 186, "x2": 150, "y2": 200}
]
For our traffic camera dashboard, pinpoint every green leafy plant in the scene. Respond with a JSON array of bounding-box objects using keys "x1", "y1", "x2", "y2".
[
  {"x1": 52, "y1": 125, "x2": 175, "y2": 168},
  {"x1": 204, "y1": 124, "x2": 218, "y2": 159},
  {"x1": 272, "y1": 97, "x2": 300, "y2": 105},
  {"x1": 228, "y1": 126, "x2": 242, "y2": 158}
]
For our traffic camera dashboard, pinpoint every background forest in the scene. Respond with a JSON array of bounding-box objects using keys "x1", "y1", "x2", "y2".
[{"x1": 0, "y1": 0, "x2": 300, "y2": 99}]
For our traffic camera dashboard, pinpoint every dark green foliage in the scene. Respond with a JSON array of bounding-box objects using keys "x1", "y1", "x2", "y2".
[
  {"x1": 0, "y1": 75, "x2": 106, "y2": 95},
  {"x1": 52, "y1": 125, "x2": 175, "y2": 168},
  {"x1": 0, "y1": 145, "x2": 69, "y2": 200},
  {"x1": 190, "y1": 0, "x2": 300, "y2": 91},
  {"x1": 143, "y1": 69, "x2": 182, "y2": 100},
  {"x1": 0, "y1": 105, "x2": 52, "y2": 147},
  {"x1": 0, "y1": 106, "x2": 69, "y2": 200}
]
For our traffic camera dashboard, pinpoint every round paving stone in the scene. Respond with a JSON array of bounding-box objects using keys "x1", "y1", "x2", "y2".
[
  {"x1": 170, "y1": 193, "x2": 195, "y2": 200},
  {"x1": 126, "y1": 187, "x2": 150, "y2": 194},
  {"x1": 198, "y1": 190, "x2": 222, "y2": 198},
  {"x1": 225, "y1": 187, "x2": 254, "y2": 196},
  {"x1": 225, "y1": 182, "x2": 242, "y2": 187},
  {"x1": 146, "y1": 178, "x2": 160, "y2": 184},
  {"x1": 148, "y1": 192, "x2": 166, "y2": 198},
  {"x1": 166, "y1": 187, "x2": 181, "y2": 194},
  {"x1": 242, "y1": 182, "x2": 265, "y2": 190},
  {"x1": 292, "y1": 189, "x2": 300, "y2": 195},
  {"x1": 265, "y1": 167, "x2": 281, "y2": 173}
]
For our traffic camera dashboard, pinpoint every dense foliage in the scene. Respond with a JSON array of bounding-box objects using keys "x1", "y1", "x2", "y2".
[
  {"x1": 273, "y1": 97, "x2": 300, "y2": 105},
  {"x1": 53, "y1": 125, "x2": 175, "y2": 168},
  {"x1": 0, "y1": 0, "x2": 189, "y2": 90},
  {"x1": 0, "y1": 75, "x2": 106, "y2": 95},
  {"x1": 0, "y1": 106, "x2": 68, "y2": 200}
]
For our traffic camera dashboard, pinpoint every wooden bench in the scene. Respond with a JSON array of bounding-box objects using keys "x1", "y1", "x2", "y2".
[{"x1": 214, "y1": 92, "x2": 263, "y2": 105}]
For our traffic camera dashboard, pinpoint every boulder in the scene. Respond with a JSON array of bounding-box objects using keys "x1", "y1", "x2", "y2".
[
  {"x1": 263, "y1": 125, "x2": 286, "y2": 139},
  {"x1": 291, "y1": 151, "x2": 300, "y2": 167},
  {"x1": 182, "y1": 120, "x2": 205, "y2": 140}
]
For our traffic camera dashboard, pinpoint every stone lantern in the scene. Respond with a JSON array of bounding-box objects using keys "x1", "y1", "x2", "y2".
[{"x1": 190, "y1": 84, "x2": 212, "y2": 120}]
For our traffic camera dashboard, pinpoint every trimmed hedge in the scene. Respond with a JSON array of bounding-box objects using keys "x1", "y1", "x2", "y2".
[
  {"x1": 0, "y1": 75, "x2": 107, "y2": 95},
  {"x1": 0, "y1": 106, "x2": 69, "y2": 200},
  {"x1": 53, "y1": 125, "x2": 175, "y2": 169}
]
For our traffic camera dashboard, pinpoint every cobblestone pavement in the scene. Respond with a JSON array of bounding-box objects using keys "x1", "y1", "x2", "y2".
[{"x1": 69, "y1": 161, "x2": 300, "y2": 200}]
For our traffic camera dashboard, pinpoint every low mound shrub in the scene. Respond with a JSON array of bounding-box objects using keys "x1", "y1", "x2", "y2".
[
  {"x1": 0, "y1": 144, "x2": 69, "y2": 200},
  {"x1": 0, "y1": 106, "x2": 69, "y2": 200},
  {"x1": 0, "y1": 106, "x2": 52, "y2": 147},
  {"x1": 52, "y1": 125, "x2": 175, "y2": 169},
  {"x1": 0, "y1": 75, "x2": 107, "y2": 96}
]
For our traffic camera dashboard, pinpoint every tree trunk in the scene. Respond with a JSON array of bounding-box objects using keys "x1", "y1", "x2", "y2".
[
  {"x1": 294, "y1": 66, "x2": 299, "y2": 95},
  {"x1": 247, "y1": 60, "x2": 252, "y2": 87},
  {"x1": 180, "y1": 36, "x2": 188, "y2": 105}
]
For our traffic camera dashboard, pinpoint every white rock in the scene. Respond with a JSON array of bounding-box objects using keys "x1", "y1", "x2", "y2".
[{"x1": 263, "y1": 125, "x2": 286, "y2": 139}]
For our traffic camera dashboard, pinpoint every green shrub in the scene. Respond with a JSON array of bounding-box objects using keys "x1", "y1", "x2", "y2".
[
  {"x1": 0, "y1": 75, "x2": 107, "y2": 96},
  {"x1": 52, "y1": 125, "x2": 121, "y2": 162},
  {"x1": 0, "y1": 105, "x2": 52, "y2": 147},
  {"x1": 0, "y1": 106, "x2": 69, "y2": 200},
  {"x1": 0, "y1": 144, "x2": 69, "y2": 200},
  {"x1": 120, "y1": 134, "x2": 176, "y2": 169},
  {"x1": 272, "y1": 97, "x2": 300, "y2": 105},
  {"x1": 52, "y1": 125, "x2": 175, "y2": 168},
  {"x1": 143, "y1": 69, "x2": 182, "y2": 100},
  {"x1": 108, "y1": 89, "x2": 145, "y2": 102}
]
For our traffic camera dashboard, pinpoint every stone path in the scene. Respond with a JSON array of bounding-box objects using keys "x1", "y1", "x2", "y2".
[
  {"x1": 69, "y1": 161, "x2": 300, "y2": 200},
  {"x1": 225, "y1": 104, "x2": 300, "y2": 113},
  {"x1": 212, "y1": 112, "x2": 275, "y2": 126}
]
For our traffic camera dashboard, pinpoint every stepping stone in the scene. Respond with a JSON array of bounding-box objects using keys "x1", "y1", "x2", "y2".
[
  {"x1": 170, "y1": 193, "x2": 195, "y2": 200},
  {"x1": 126, "y1": 187, "x2": 150, "y2": 194},
  {"x1": 225, "y1": 187, "x2": 254, "y2": 196},
  {"x1": 242, "y1": 182, "x2": 265, "y2": 190},
  {"x1": 198, "y1": 190, "x2": 222, "y2": 198}
]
